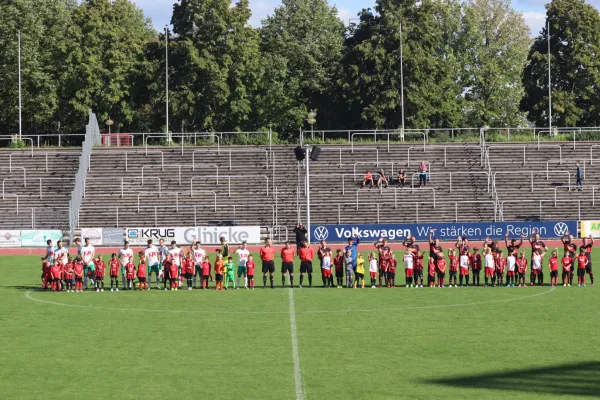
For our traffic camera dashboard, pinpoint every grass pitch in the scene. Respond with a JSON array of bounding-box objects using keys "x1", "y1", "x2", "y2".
[{"x1": 1, "y1": 251, "x2": 599, "y2": 400}]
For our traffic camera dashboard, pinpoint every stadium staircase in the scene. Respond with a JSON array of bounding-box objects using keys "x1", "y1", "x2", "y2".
[{"x1": 0, "y1": 148, "x2": 79, "y2": 229}]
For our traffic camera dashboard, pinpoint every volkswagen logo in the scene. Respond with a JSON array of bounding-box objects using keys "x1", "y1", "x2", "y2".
[
  {"x1": 313, "y1": 226, "x2": 329, "y2": 241},
  {"x1": 554, "y1": 222, "x2": 569, "y2": 237}
]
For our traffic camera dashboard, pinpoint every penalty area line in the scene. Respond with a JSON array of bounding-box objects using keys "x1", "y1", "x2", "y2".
[{"x1": 288, "y1": 288, "x2": 305, "y2": 400}]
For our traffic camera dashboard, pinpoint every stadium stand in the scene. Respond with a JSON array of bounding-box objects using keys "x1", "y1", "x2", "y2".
[
  {"x1": 0, "y1": 148, "x2": 79, "y2": 229},
  {"x1": 2, "y1": 139, "x2": 600, "y2": 239}
]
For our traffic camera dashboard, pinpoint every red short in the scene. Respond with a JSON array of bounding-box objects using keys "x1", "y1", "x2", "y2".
[
  {"x1": 460, "y1": 267, "x2": 469, "y2": 276},
  {"x1": 322, "y1": 269, "x2": 331, "y2": 278},
  {"x1": 126, "y1": 273, "x2": 135, "y2": 279},
  {"x1": 507, "y1": 271, "x2": 515, "y2": 276},
  {"x1": 405, "y1": 269, "x2": 413, "y2": 277},
  {"x1": 485, "y1": 267, "x2": 495, "y2": 277},
  {"x1": 370, "y1": 272, "x2": 377, "y2": 278},
  {"x1": 550, "y1": 269, "x2": 558, "y2": 274}
]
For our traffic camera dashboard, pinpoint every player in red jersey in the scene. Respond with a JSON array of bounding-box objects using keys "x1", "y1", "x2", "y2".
[
  {"x1": 200, "y1": 258, "x2": 211, "y2": 289},
  {"x1": 448, "y1": 249, "x2": 458, "y2": 288},
  {"x1": 125, "y1": 261, "x2": 136, "y2": 291},
  {"x1": 516, "y1": 252, "x2": 527, "y2": 287},
  {"x1": 64, "y1": 258, "x2": 74, "y2": 292},
  {"x1": 580, "y1": 235, "x2": 594, "y2": 285},
  {"x1": 246, "y1": 255, "x2": 256, "y2": 289},
  {"x1": 470, "y1": 248, "x2": 482, "y2": 286},
  {"x1": 169, "y1": 260, "x2": 179, "y2": 291},
  {"x1": 95, "y1": 256, "x2": 106, "y2": 292},
  {"x1": 561, "y1": 253, "x2": 573, "y2": 286},
  {"x1": 333, "y1": 249, "x2": 345, "y2": 288},
  {"x1": 138, "y1": 257, "x2": 148, "y2": 291},
  {"x1": 414, "y1": 251, "x2": 424, "y2": 287},
  {"x1": 50, "y1": 263, "x2": 62, "y2": 292},
  {"x1": 495, "y1": 250, "x2": 506, "y2": 287},
  {"x1": 529, "y1": 230, "x2": 547, "y2": 285},
  {"x1": 436, "y1": 253, "x2": 446, "y2": 288},
  {"x1": 109, "y1": 253, "x2": 120, "y2": 292},
  {"x1": 427, "y1": 257, "x2": 436, "y2": 287},
  {"x1": 74, "y1": 258, "x2": 84, "y2": 292},
  {"x1": 576, "y1": 248, "x2": 588, "y2": 286},
  {"x1": 162, "y1": 254, "x2": 172, "y2": 291},
  {"x1": 547, "y1": 249, "x2": 559, "y2": 287},
  {"x1": 388, "y1": 253, "x2": 397, "y2": 288},
  {"x1": 379, "y1": 252, "x2": 389, "y2": 288},
  {"x1": 561, "y1": 233, "x2": 577, "y2": 285},
  {"x1": 41, "y1": 261, "x2": 50, "y2": 290}
]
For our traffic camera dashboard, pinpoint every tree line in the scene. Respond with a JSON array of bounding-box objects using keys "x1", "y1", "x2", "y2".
[{"x1": 1, "y1": 0, "x2": 599, "y2": 141}]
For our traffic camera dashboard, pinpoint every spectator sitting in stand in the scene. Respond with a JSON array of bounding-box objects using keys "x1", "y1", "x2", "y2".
[
  {"x1": 377, "y1": 169, "x2": 389, "y2": 188},
  {"x1": 397, "y1": 168, "x2": 407, "y2": 187},
  {"x1": 362, "y1": 171, "x2": 374, "y2": 188}
]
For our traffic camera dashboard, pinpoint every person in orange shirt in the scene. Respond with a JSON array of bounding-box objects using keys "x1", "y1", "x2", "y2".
[
  {"x1": 298, "y1": 241, "x2": 315, "y2": 288},
  {"x1": 361, "y1": 171, "x2": 374, "y2": 188},
  {"x1": 577, "y1": 248, "x2": 588, "y2": 286},
  {"x1": 138, "y1": 257, "x2": 148, "y2": 291},
  {"x1": 281, "y1": 242, "x2": 296, "y2": 288},
  {"x1": 214, "y1": 254, "x2": 224, "y2": 290},
  {"x1": 260, "y1": 238, "x2": 276, "y2": 289}
]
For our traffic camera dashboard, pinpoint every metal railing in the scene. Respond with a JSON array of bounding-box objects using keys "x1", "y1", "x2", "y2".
[
  {"x1": 331, "y1": 146, "x2": 380, "y2": 166},
  {"x1": 351, "y1": 131, "x2": 426, "y2": 152},
  {"x1": 355, "y1": 186, "x2": 437, "y2": 209},
  {"x1": 191, "y1": 148, "x2": 270, "y2": 170},
  {"x1": 136, "y1": 190, "x2": 217, "y2": 213},
  {"x1": 190, "y1": 175, "x2": 270, "y2": 197},
  {"x1": 553, "y1": 185, "x2": 599, "y2": 206},
  {"x1": 0, "y1": 193, "x2": 19, "y2": 213},
  {"x1": 485, "y1": 144, "x2": 563, "y2": 165},
  {"x1": 2, "y1": 177, "x2": 73, "y2": 199},
  {"x1": 83, "y1": 176, "x2": 162, "y2": 198},
  {"x1": 78, "y1": 203, "x2": 275, "y2": 227},
  {"x1": 406, "y1": 145, "x2": 483, "y2": 166},
  {"x1": 144, "y1": 134, "x2": 221, "y2": 156},
  {"x1": 0, "y1": 137, "x2": 34, "y2": 157},
  {"x1": 492, "y1": 170, "x2": 571, "y2": 193},
  {"x1": 499, "y1": 199, "x2": 591, "y2": 222},
  {"x1": 266, "y1": 225, "x2": 289, "y2": 243}
]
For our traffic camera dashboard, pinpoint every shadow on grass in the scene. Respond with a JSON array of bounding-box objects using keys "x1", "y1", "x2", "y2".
[
  {"x1": 424, "y1": 361, "x2": 600, "y2": 397},
  {"x1": 1, "y1": 285, "x2": 49, "y2": 292}
]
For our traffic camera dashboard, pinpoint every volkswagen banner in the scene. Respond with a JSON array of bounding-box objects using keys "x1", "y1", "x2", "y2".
[
  {"x1": 125, "y1": 226, "x2": 261, "y2": 245},
  {"x1": 311, "y1": 221, "x2": 577, "y2": 243}
]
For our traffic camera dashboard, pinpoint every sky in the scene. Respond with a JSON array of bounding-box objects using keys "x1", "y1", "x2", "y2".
[{"x1": 132, "y1": 0, "x2": 599, "y2": 37}]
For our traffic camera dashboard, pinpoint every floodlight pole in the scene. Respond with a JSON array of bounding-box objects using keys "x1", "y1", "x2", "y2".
[
  {"x1": 400, "y1": 22, "x2": 405, "y2": 135},
  {"x1": 18, "y1": 30, "x2": 22, "y2": 140},
  {"x1": 305, "y1": 146, "x2": 311, "y2": 244},
  {"x1": 547, "y1": 21, "x2": 552, "y2": 135},
  {"x1": 165, "y1": 26, "x2": 170, "y2": 139}
]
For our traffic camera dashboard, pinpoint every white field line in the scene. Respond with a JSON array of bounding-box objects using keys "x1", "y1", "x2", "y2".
[
  {"x1": 288, "y1": 288, "x2": 305, "y2": 400},
  {"x1": 25, "y1": 286, "x2": 557, "y2": 315}
]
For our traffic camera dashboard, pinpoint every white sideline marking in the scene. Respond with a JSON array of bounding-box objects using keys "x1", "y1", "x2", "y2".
[
  {"x1": 288, "y1": 288, "x2": 305, "y2": 400},
  {"x1": 24, "y1": 286, "x2": 557, "y2": 315}
]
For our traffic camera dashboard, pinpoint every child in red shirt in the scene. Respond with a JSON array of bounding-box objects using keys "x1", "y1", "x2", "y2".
[
  {"x1": 201, "y1": 259, "x2": 211, "y2": 289},
  {"x1": 470, "y1": 248, "x2": 482, "y2": 286},
  {"x1": 95, "y1": 256, "x2": 106, "y2": 292},
  {"x1": 577, "y1": 248, "x2": 588, "y2": 286},
  {"x1": 516, "y1": 252, "x2": 527, "y2": 287},
  {"x1": 41, "y1": 260, "x2": 50, "y2": 289},
  {"x1": 74, "y1": 258, "x2": 84, "y2": 292},
  {"x1": 414, "y1": 251, "x2": 424, "y2": 288},
  {"x1": 247, "y1": 255, "x2": 256, "y2": 289},
  {"x1": 137, "y1": 258, "x2": 148, "y2": 291},
  {"x1": 448, "y1": 249, "x2": 458, "y2": 287},
  {"x1": 495, "y1": 251, "x2": 506, "y2": 287},
  {"x1": 436, "y1": 256, "x2": 447, "y2": 288},
  {"x1": 561, "y1": 254, "x2": 573, "y2": 286},
  {"x1": 333, "y1": 250, "x2": 345, "y2": 288},
  {"x1": 64, "y1": 259, "x2": 74, "y2": 292},
  {"x1": 169, "y1": 260, "x2": 179, "y2": 291},
  {"x1": 162, "y1": 254, "x2": 172, "y2": 291},
  {"x1": 50, "y1": 263, "x2": 62, "y2": 292},
  {"x1": 548, "y1": 249, "x2": 559, "y2": 286},
  {"x1": 109, "y1": 253, "x2": 120, "y2": 292},
  {"x1": 427, "y1": 257, "x2": 436, "y2": 287},
  {"x1": 125, "y1": 261, "x2": 136, "y2": 291}
]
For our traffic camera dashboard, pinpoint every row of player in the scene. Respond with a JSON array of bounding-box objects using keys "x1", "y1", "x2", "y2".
[{"x1": 40, "y1": 231, "x2": 594, "y2": 291}]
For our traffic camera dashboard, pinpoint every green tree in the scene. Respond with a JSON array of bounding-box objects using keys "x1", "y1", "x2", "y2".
[
  {"x1": 259, "y1": 0, "x2": 345, "y2": 136},
  {"x1": 59, "y1": 0, "x2": 156, "y2": 133},
  {"x1": 521, "y1": 0, "x2": 600, "y2": 127},
  {"x1": 0, "y1": 0, "x2": 75, "y2": 135},
  {"x1": 339, "y1": 0, "x2": 463, "y2": 130},
  {"x1": 167, "y1": 0, "x2": 262, "y2": 133},
  {"x1": 459, "y1": 0, "x2": 531, "y2": 127}
]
